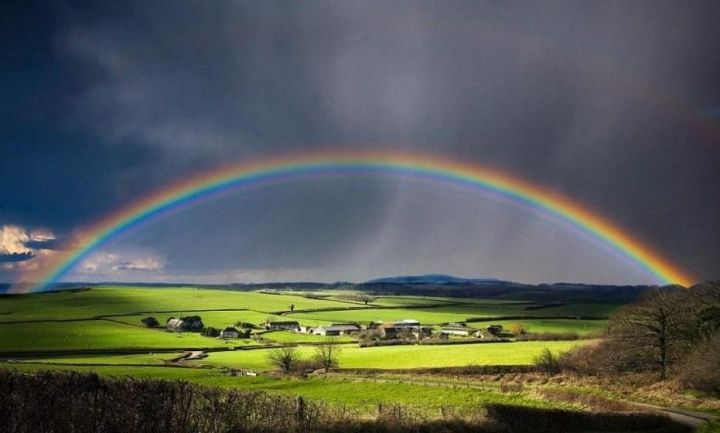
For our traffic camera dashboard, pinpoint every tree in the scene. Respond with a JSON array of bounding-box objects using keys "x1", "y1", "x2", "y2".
[
  {"x1": 235, "y1": 321, "x2": 258, "y2": 329},
  {"x1": 359, "y1": 295, "x2": 374, "y2": 305},
  {"x1": 203, "y1": 327, "x2": 220, "y2": 337},
  {"x1": 608, "y1": 287, "x2": 694, "y2": 379},
  {"x1": 698, "y1": 306, "x2": 720, "y2": 337},
  {"x1": 141, "y1": 316, "x2": 159, "y2": 328},
  {"x1": 534, "y1": 348, "x2": 561, "y2": 376},
  {"x1": 314, "y1": 339, "x2": 342, "y2": 373},
  {"x1": 289, "y1": 304, "x2": 295, "y2": 312},
  {"x1": 267, "y1": 346, "x2": 300, "y2": 373}
]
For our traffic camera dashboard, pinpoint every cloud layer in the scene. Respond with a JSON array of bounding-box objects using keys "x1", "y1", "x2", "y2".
[{"x1": 2, "y1": 2, "x2": 720, "y2": 284}]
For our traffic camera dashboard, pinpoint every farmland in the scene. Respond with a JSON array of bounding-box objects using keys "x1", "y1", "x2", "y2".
[
  {"x1": 0, "y1": 285, "x2": 616, "y2": 413},
  {"x1": 200, "y1": 340, "x2": 591, "y2": 371}
]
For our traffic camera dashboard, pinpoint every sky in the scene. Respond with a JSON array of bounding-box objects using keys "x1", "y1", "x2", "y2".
[{"x1": 1, "y1": 0, "x2": 720, "y2": 286}]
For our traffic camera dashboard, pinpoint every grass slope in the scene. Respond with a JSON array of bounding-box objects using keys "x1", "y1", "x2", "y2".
[
  {"x1": 203, "y1": 340, "x2": 591, "y2": 371},
  {"x1": 0, "y1": 320, "x2": 253, "y2": 352},
  {"x1": 0, "y1": 362, "x2": 569, "y2": 413},
  {"x1": 0, "y1": 287, "x2": 361, "y2": 322}
]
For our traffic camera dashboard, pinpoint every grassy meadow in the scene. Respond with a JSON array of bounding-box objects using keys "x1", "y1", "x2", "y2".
[
  {"x1": 0, "y1": 285, "x2": 617, "y2": 413},
  {"x1": 200, "y1": 340, "x2": 591, "y2": 371}
]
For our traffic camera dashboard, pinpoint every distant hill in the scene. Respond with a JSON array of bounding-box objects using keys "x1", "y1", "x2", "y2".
[{"x1": 365, "y1": 274, "x2": 506, "y2": 285}]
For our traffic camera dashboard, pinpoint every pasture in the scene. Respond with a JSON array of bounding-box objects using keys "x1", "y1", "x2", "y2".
[
  {"x1": 0, "y1": 286, "x2": 357, "y2": 322},
  {"x1": 0, "y1": 320, "x2": 250, "y2": 352},
  {"x1": 0, "y1": 361, "x2": 565, "y2": 413},
  {"x1": 202, "y1": 340, "x2": 591, "y2": 371},
  {"x1": 0, "y1": 285, "x2": 616, "y2": 413}
]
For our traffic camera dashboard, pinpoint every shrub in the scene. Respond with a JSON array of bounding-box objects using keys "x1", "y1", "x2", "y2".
[
  {"x1": 235, "y1": 321, "x2": 258, "y2": 329},
  {"x1": 534, "y1": 348, "x2": 562, "y2": 376},
  {"x1": 679, "y1": 332, "x2": 720, "y2": 395},
  {"x1": 140, "y1": 316, "x2": 159, "y2": 328},
  {"x1": 202, "y1": 326, "x2": 220, "y2": 337},
  {"x1": 268, "y1": 346, "x2": 301, "y2": 373},
  {"x1": 509, "y1": 322, "x2": 527, "y2": 336},
  {"x1": 314, "y1": 340, "x2": 342, "y2": 372},
  {"x1": 0, "y1": 370, "x2": 504, "y2": 433},
  {"x1": 485, "y1": 403, "x2": 684, "y2": 433},
  {"x1": 516, "y1": 332, "x2": 579, "y2": 341},
  {"x1": 498, "y1": 383, "x2": 524, "y2": 393}
]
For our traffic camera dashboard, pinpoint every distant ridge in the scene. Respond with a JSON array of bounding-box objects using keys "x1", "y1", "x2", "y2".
[{"x1": 364, "y1": 274, "x2": 506, "y2": 285}]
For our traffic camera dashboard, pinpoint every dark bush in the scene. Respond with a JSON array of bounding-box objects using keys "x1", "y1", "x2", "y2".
[
  {"x1": 534, "y1": 348, "x2": 562, "y2": 376},
  {"x1": 235, "y1": 321, "x2": 259, "y2": 329},
  {"x1": 140, "y1": 316, "x2": 160, "y2": 328},
  {"x1": 202, "y1": 326, "x2": 220, "y2": 337},
  {"x1": 0, "y1": 371, "x2": 694, "y2": 433},
  {"x1": 485, "y1": 403, "x2": 687, "y2": 433},
  {"x1": 679, "y1": 332, "x2": 720, "y2": 395},
  {"x1": 0, "y1": 370, "x2": 507, "y2": 433},
  {"x1": 515, "y1": 332, "x2": 579, "y2": 341}
]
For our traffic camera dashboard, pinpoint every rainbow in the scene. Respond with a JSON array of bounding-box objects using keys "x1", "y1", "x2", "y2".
[{"x1": 18, "y1": 151, "x2": 694, "y2": 291}]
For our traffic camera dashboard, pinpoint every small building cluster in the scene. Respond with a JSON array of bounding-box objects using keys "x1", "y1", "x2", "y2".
[
  {"x1": 167, "y1": 316, "x2": 204, "y2": 332},
  {"x1": 219, "y1": 327, "x2": 239, "y2": 339},
  {"x1": 266, "y1": 321, "x2": 301, "y2": 331},
  {"x1": 192, "y1": 317, "x2": 511, "y2": 341},
  {"x1": 367, "y1": 320, "x2": 430, "y2": 339},
  {"x1": 312, "y1": 324, "x2": 361, "y2": 336}
]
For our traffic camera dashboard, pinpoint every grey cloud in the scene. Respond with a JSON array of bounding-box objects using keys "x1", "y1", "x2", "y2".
[
  {"x1": 0, "y1": 252, "x2": 34, "y2": 263},
  {"x1": 112, "y1": 262, "x2": 160, "y2": 272}
]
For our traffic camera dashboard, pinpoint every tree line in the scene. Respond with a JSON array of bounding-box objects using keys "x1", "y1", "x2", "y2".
[{"x1": 545, "y1": 281, "x2": 720, "y2": 395}]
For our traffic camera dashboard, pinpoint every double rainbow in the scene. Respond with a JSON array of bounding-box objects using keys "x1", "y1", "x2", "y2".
[{"x1": 18, "y1": 151, "x2": 694, "y2": 291}]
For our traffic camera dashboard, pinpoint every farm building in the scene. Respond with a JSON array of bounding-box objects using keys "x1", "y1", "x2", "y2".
[
  {"x1": 219, "y1": 327, "x2": 239, "y2": 339},
  {"x1": 394, "y1": 319, "x2": 421, "y2": 329},
  {"x1": 266, "y1": 321, "x2": 300, "y2": 331},
  {"x1": 369, "y1": 320, "x2": 424, "y2": 339},
  {"x1": 166, "y1": 316, "x2": 204, "y2": 332},
  {"x1": 439, "y1": 327, "x2": 470, "y2": 337},
  {"x1": 313, "y1": 324, "x2": 361, "y2": 336},
  {"x1": 298, "y1": 325, "x2": 315, "y2": 334}
]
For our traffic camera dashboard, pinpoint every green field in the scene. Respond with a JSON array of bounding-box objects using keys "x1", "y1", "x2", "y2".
[
  {"x1": 0, "y1": 287, "x2": 359, "y2": 322},
  {"x1": 0, "y1": 285, "x2": 618, "y2": 413},
  {"x1": 0, "y1": 320, "x2": 253, "y2": 352},
  {"x1": 0, "y1": 361, "x2": 567, "y2": 413},
  {"x1": 285, "y1": 306, "x2": 521, "y2": 324},
  {"x1": 107, "y1": 311, "x2": 331, "y2": 329},
  {"x1": 257, "y1": 330, "x2": 354, "y2": 343},
  {"x1": 202, "y1": 340, "x2": 589, "y2": 371},
  {"x1": 2, "y1": 339, "x2": 590, "y2": 370},
  {"x1": 489, "y1": 319, "x2": 606, "y2": 335},
  {"x1": 9, "y1": 353, "x2": 173, "y2": 365}
]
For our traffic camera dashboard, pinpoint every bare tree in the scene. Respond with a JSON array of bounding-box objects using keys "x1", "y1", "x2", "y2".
[
  {"x1": 267, "y1": 346, "x2": 300, "y2": 373},
  {"x1": 609, "y1": 287, "x2": 694, "y2": 379},
  {"x1": 360, "y1": 295, "x2": 375, "y2": 306},
  {"x1": 314, "y1": 339, "x2": 342, "y2": 373}
]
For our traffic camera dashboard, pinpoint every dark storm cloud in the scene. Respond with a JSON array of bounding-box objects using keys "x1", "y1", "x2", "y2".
[
  {"x1": 2, "y1": 1, "x2": 720, "y2": 283},
  {"x1": 0, "y1": 252, "x2": 34, "y2": 263}
]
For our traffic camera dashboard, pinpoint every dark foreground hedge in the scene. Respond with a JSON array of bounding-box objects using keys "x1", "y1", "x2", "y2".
[
  {"x1": 0, "y1": 370, "x2": 690, "y2": 433},
  {"x1": 0, "y1": 370, "x2": 495, "y2": 433},
  {"x1": 485, "y1": 403, "x2": 690, "y2": 433}
]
